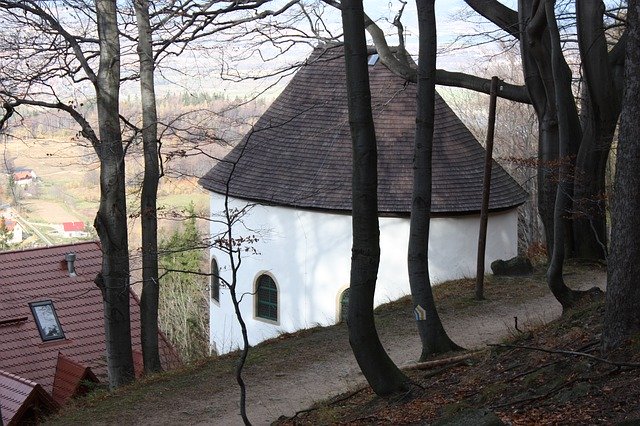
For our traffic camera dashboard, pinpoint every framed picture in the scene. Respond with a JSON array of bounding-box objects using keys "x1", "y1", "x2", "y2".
[{"x1": 29, "y1": 300, "x2": 65, "y2": 341}]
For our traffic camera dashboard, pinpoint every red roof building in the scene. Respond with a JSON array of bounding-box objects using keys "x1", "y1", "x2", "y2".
[
  {"x1": 12, "y1": 171, "x2": 34, "y2": 183},
  {"x1": 0, "y1": 370, "x2": 58, "y2": 426},
  {"x1": 61, "y1": 222, "x2": 85, "y2": 232},
  {"x1": 0, "y1": 242, "x2": 181, "y2": 424}
]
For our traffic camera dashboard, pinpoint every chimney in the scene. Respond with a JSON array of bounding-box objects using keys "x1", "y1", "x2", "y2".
[{"x1": 65, "y1": 252, "x2": 77, "y2": 277}]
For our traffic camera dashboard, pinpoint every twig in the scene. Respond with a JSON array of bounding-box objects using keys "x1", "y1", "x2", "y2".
[
  {"x1": 489, "y1": 343, "x2": 640, "y2": 368},
  {"x1": 491, "y1": 377, "x2": 579, "y2": 409},
  {"x1": 506, "y1": 360, "x2": 560, "y2": 383},
  {"x1": 289, "y1": 386, "x2": 368, "y2": 419},
  {"x1": 505, "y1": 340, "x2": 600, "y2": 382},
  {"x1": 402, "y1": 351, "x2": 482, "y2": 371}
]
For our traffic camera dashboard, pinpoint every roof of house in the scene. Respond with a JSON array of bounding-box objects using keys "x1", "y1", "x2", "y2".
[
  {"x1": 199, "y1": 44, "x2": 527, "y2": 215},
  {"x1": 62, "y1": 222, "x2": 85, "y2": 232},
  {"x1": 0, "y1": 369, "x2": 58, "y2": 426},
  {"x1": 12, "y1": 171, "x2": 32, "y2": 181},
  {"x1": 51, "y1": 352, "x2": 100, "y2": 405},
  {"x1": 1, "y1": 218, "x2": 18, "y2": 232},
  {"x1": 0, "y1": 242, "x2": 181, "y2": 403}
]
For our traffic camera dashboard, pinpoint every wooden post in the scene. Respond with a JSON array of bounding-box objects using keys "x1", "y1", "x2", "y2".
[{"x1": 475, "y1": 76, "x2": 500, "y2": 300}]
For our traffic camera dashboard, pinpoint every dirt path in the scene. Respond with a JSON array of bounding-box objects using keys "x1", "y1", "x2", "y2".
[{"x1": 130, "y1": 269, "x2": 605, "y2": 426}]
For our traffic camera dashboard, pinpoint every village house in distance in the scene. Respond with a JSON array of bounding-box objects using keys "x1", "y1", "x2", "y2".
[{"x1": 199, "y1": 44, "x2": 527, "y2": 355}]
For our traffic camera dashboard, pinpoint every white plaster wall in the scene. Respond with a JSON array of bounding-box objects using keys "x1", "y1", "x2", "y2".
[{"x1": 209, "y1": 192, "x2": 518, "y2": 354}]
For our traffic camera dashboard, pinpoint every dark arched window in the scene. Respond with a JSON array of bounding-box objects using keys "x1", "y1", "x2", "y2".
[
  {"x1": 255, "y1": 274, "x2": 277, "y2": 321},
  {"x1": 211, "y1": 258, "x2": 220, "y2": 303}
]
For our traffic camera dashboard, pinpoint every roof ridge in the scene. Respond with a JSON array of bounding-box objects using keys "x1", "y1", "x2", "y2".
[
  {"x1": 0, "y1": 241, "x2": 100, "y2": 256},
  {"x1": 0, "y1": 369, "x2": 40, "y2": 388}
]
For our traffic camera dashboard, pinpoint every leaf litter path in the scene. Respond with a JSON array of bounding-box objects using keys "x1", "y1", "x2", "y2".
[{"x1": 140, "y1": 268, "x2": 605, "y2": 426}]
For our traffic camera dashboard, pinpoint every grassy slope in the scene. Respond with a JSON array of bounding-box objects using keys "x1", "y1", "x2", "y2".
[{"x1": 45, "y1": 264, "x2": 624, "y2": 424}]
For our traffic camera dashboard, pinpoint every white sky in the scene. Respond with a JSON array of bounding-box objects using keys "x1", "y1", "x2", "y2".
[{"x1": 145, "y1": 0, "x2": 521, "y2": 98}]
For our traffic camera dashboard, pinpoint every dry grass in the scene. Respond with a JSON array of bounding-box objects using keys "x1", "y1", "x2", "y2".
[{"x1": 45, "y1": 265, "x2": 602, "y2": 425}]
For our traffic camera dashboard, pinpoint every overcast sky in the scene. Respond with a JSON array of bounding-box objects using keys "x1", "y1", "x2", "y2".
[{"x1": 151, "y1": 1, "x2": 520, "y2": 97}]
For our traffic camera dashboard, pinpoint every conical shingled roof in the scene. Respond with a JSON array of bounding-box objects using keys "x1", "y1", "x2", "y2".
[{"x1": 200, "y1": 44, "x2": 527, "y2": 215}]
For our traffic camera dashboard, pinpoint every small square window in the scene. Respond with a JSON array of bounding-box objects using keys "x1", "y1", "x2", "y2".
[{"x1": 30, "y1": 300, "x2": 65, "y2": 341}]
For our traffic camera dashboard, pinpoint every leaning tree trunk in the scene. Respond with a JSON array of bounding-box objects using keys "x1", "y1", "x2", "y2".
[
  {"x1": 408, "y1": 0, "x2": 462, "y2": 361},
  {"x1": 94, "y1": 0, "x2": 135, "y2": 388},
  {"x1": 602, "y1": 0, "x2": 640, "y2": 351},
  {"x1": 341, "y1": 0, "x2": 408, "y2": 396},
  {"x1": 134, "y1": 0, "x2": 163, "y2": 374}
]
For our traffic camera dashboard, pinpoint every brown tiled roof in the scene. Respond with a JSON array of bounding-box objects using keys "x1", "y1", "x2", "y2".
[
  {"x1": 199, "y1": 44, "x2": 527, "y2": 214},
  {"x1": 0, "y1": 242, "x2": 181, "y2": 398},
  {"x1": 0, "y1": 369, "x2": 58, "y2": 426},
  {"x1": 51, "y1": 352, "x2": 99, "y2": 405}
]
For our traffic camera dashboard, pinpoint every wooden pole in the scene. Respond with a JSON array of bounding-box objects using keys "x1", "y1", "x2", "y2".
[{"x1": 475, "y1": 76, "x2": 500, "y2": 300}]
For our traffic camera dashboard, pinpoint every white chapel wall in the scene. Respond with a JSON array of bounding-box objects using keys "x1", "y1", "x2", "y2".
[{"x1": 208, "y1": 192, "x2": 518, "y2": 354}]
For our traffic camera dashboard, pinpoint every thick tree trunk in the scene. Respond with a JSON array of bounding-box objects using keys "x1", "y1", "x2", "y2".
[
  {"x1": 572, "y1": 0, "x2": 622, "y2": 261},
  {"x1": 408, "y1": 0, "x2": 462, "y2": 361},
  {"x1": 602, "y1": 0, "x2": 640, "y2": 350},
  {"x1": 94, "y1": 0, "x2": 135, "y2": 388},
  {"x1": 341, "y1": 0, "x2": 408, "y2": 396},
  {"x1": 134, "y1": 0, "x2": 163, "y2": 374},
  {"x1": 518, "y1": 0, "x2": 558, "y2": 255},
  {"x1": 544, "y1": 0, "x2": 584, "y2": 310}
]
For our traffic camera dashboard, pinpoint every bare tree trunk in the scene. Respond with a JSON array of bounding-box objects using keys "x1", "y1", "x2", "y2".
[
  {"x1": 518, "y1": 0, "x2": 559, "y2": 256},
  {"x1": 94, "y1": 0, "x2": 135, "y2": 388},
  {"x1": 408, "y1": 0, "x2": 462, "y2": 361},
  {"x1": 475, "y1": 76, "x2": 499, "y2": 301},
  {"x1": 134, "y1": 0, "x2": 163, "y2": 374},
  {"x1": 603, "y1": 0, "x2": 640, "y2": 351},
  {"x1": 573, "y1": 0, "x2": 622, "y2": 261},
  {"x1": 544, "y1": 0, "x2": 584, "y2": 311},
  {"x1": 341, "y1": 0, "x2": 408, "y2": 396}
]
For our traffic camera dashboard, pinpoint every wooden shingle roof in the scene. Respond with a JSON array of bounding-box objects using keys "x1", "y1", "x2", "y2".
[{"x1": 200, "y1": 44, "x2": 527, "y2": 215}]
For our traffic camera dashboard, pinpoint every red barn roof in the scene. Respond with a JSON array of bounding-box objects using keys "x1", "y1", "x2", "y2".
[
  {"x1": 0, "y1": 242, "x2": 181, "y2": 414},
  {"x1": 62, "y1": 222, "x2": 85, "y2": 232}
]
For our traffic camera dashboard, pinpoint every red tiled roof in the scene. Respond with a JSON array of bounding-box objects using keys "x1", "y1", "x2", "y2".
[
  {"x1": 12, "y1": 171, "x2": 32, "y2": 181},
  {"x1": 62, "y1": 222, "x2": 85, "y2": 232},
  {"x1": 51, "y1": 352, "x2": 99, "y2": 405},
  {"x1": 0, "y1": 242, "x2": 181, "y2": 398},
  {"x1": 0, "y1": 369, "x2": 58, "y2": 426},
  {"x1": 1, "y1": 218, "x2": 17, "y2": 232},
  {"x1": 200, "y1": 44, "x2": 527, "y2": 214}
]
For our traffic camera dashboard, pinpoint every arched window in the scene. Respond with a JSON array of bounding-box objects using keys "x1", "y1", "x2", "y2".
[
  {"x1": 255, "y1": 274, "x2": 277, "y2": 321},
  {"x1": 210, "y1": 258, "x2": 220, "y2": 303},
  {"x1": 339, "y1": 288, "x2": 350, "y2": 323}
]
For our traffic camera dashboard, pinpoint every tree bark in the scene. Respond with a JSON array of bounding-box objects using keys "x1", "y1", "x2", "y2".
[
  {"x1": 94, "y1": 0, "x2": 135, "y2": 388},
  {"x1": 543, "y1": 0, "x2": 585, "y2": 310},
  {"x1": 341, "y1": 0, "x2": 408, "y2": 395},
  {"x1": 572, "y1": 0, "x2": 622, "y2": 260},
  {"x1": 476, "y1": 76, "x2": 499, "y2": 301},
  {"x1": 134, "y1": 0, "x2": 163, "y2": 374},
  {"x1": 408, "y1": 0, "x2": 462, "y2": 361},
  {"x1": 602, "y1": 0, "x2": 640, "y2": 350}
]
